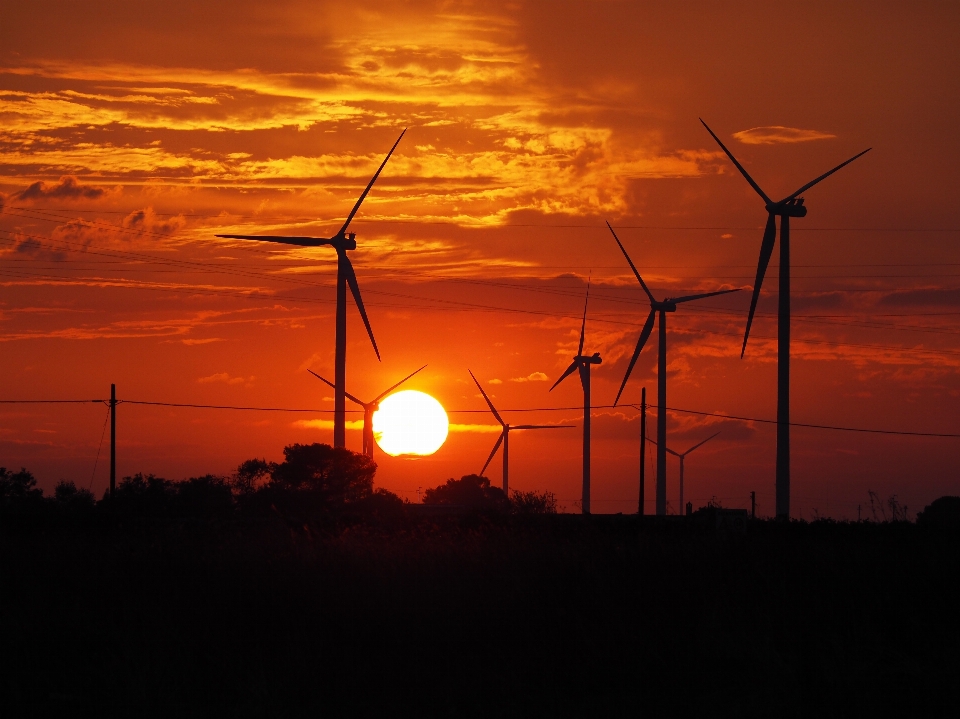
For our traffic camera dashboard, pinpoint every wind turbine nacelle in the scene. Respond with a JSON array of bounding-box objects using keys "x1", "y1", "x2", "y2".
[
  {"x1": 773, "y1": 199, "x2": 807, "y2": 218},
  {"x1": 343, "y1": 233, "x2": 358, "y2": 250}
]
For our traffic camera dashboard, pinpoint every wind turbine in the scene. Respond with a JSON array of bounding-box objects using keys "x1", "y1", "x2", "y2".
[
  {"x1": 217, "y1": 130, "x2": 406, "y2": 448},
  {"x1": 307, "y1": 365, "x2": 426, "y2": 458},
  {"x1": 607, "y1": 221, "x2": 739, "y2": 517},
  {"x1": 468, "y1": 370, "x2": 574, "y2": 496},
  {"x1": 550, "y1": 283, "x2": 601, "y2": 514},
  {"x1": 700, "y1": 119, "x2": 870, "y2": 519},
  {"x1": 647, "y1": 432, "x2": 720, "y2": 516}
]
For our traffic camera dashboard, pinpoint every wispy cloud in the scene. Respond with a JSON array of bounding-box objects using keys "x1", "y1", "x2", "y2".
[
  {"x1": 733, "y1": 126, "x2": 836, "y2": 145},
  {"x1": 197, "y1": 372, "x2": 254, "y2": 386},
  {"x1": 510, "y1": 371, "x2": 548, "y2": 382}
]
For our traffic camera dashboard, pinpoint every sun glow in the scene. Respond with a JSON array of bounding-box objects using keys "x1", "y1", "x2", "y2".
[{"x1": 373, "y1": 390, "x2": 449, "y2": 456}]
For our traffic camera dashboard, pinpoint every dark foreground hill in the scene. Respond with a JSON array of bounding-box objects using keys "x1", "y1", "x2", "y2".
[{"x1": 2, "y1": 513, "x2": 958, "y2": 718}]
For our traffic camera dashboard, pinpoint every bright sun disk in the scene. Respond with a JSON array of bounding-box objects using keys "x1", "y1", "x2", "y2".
[{"x1": 373, "y1": 390, "x2": 449, "y2": 456}]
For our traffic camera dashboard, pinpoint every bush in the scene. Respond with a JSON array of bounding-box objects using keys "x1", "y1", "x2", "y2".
[
  {"x1": 423, "y1": 474, "x2": 510, "y2": 512},
  {"x1": 112, "y1": 473, "x2": 176, "y2": 517},
  {"x1": 174, "y1": 475, "x2": 234, "y2": 519},
  {"x1": 917, "y1": 496, "x2": 960, "y2": 531},
  {"x1": 53, "y1": 480, "x2": 96, "y2": 513},
  {"x1": 511, "y1": 489, "x2": 557, "y2": 515}
]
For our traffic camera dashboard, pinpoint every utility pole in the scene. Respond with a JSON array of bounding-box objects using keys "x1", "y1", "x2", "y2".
[
  {"x1": 109, "y1": 383, "x2": 117, "y2": 498},
  {"x1": 751, "y1": 491, "x2": 756, "y2": 520},
  {"x1": 639, "y1": 387, "x2": 646, "y2": 515}
]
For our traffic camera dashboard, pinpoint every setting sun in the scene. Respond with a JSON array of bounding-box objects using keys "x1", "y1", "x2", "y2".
[{"x1": 373, "y1": 390, "x2": 449, "y2": 457}]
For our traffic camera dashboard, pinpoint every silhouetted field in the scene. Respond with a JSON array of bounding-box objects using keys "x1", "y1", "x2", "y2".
[{"x1": 3, "y1": 511, "x2": 958, "y2": 718}]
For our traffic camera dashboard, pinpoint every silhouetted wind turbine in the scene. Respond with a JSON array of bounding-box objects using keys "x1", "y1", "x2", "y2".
[
  {"x1": 468, "y1": 370, "x2": 573, "y2": 496},
  {"x1": 700, "y1": 119, "x2": 870, "y2": 519},
  {"x1": 307, "y1": 364, "x2": 426, "y2": 458},
  {"x1": 647, "y1": 432, "x2": 720, "y2": 516},
  {"x1": 607, "y1": 221, "x2": 739, "y2": 516},
  {"x1": 217, "y1": 130, "x2": 406, "y2": 448},
  {"x1": 550, "y1": 282, "x2": 601, "y2": 514}
]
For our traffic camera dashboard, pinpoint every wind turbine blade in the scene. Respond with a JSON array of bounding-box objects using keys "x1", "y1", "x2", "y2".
[
  {"x1": 741, "y1": 213, "x2": 778, "y2": 358},
  {"x1": 682, "y1": 431, "x2": 721, "y2": 457},
  {"x1": 338, "y1": 129, "x2": 406, "y2": 237},
  {"x1": 480, "y1": 431, "x2": 505, "y2": 476},
  {"x1": 783, "y1": 148, "x2": 872, "y2": 200},
  {"x1": 342, "y1": 254, "x2": 381, "y2": 361},
  {"x1": 645, "y1": 434, "x2": 680, "y2": 457},
  {"x1": 511, "y1": 425, "x2": 576, "y2": 430},
  {"x1": 306, "y1": 369, "x2": 365, "y2": 406},
  {"x1": 578, "y1": 279, "x2": 590, "y2": 356},
  {"x1": 606, "y1": 221, "x2": 656, "y2": 303},
  {"x1": 699, "y1": 119, "x2": 772, "y2": 205},
  {"x1": 215, "y1": 235, "x2": 332, "y2": 247},
  {"x1": 613, "y1": 309, "x2": 656, "y2": 406},
  {"x1": 671, "y1": 288, "x2": 741, "y2": 304},
  {"x1": 374, "y1": 365, "x2": 427, "y2": 403},
  {"x1": 549, "y1": 360, "x2": 580, "y2": 392},
  {"x1": 468, "y1": 369, "x2": 505, "y2": 426}
]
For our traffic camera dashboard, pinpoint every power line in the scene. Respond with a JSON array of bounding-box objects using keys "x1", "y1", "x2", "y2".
[
  {"x1": 6, "y1": 206, "x2": 960, "y2": 232},
  {"x1": 4, "y1": 397, "x2": 960, "y2": 438},
  {"x1": 5, "y1": 263, "x2": 960, "y2": 357}
]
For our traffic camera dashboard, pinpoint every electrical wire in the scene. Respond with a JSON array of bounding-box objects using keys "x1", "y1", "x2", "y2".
[
  {"x1": 4, "y1": 397, "x2": 959, "y2": 438},
  {"x1": 6, "y1": 206, "x2": 960, "y2": 232}
]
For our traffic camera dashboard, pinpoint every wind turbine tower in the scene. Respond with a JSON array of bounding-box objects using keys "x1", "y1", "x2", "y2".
[
  {"x1": 468, "y1": 370, "x2": 574, "y2": 495},
  {"x1": 700, "y1": 119, "x2": 870, "y2": 518},
  {"x1": 217, "y1": 130, "x2": 406, "y2": 448},
  {"x1": 308, "y1": 365, "x2": 426, "y2": 457},
  {"x1": 550, "y1": 283, "x2": 601, "y2": 514},
  {"x1": 607, "y1": 222, "x2": 739, "y2": 516}
]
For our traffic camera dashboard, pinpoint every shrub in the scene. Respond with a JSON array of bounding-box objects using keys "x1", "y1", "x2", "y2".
[
  {"x1": 511, "y1": 489, "x2": 558, "y2": 515},
  {"x1": 423, "y1": 474, "x2": 510, "y2": 512}
]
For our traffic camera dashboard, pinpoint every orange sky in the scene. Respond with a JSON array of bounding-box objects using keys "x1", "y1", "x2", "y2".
[{"x1": 2, "y1": 0, "x2": 960, "y2": 517}]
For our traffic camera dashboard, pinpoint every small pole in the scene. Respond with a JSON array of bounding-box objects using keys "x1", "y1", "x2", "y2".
[
  {"x1": 639, "y1": 387, "x2": 646, "y2": 515},
  {"x1": 109, "y1": 383, "x2": 117, "y2": 498},
  {"x1": 750, "y1": 491, "x2": 756, "y2": 520}
]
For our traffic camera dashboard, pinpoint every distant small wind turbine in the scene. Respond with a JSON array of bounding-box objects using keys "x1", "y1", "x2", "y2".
[
  {"x1": 308, "y1": 365, "x2": 426, "y2": 458},
  {"x1": 217, "y1": 130, "x2": 406, "y2": 448},
  {"x1": 607, "y1": 221, "x2": 739, "y2": 516},
  {"x1": 550, "y1": 282, "x2": 602, "y2": 514},
  {"x1": 468, "y1": 370, "x2": 574, "y2": 496},
  {"x1": 700, "y1": 119, "x2": 870, "y2": 518},
  {"x1": 647, "y1": 432, "x2": 720, "y2": 515}
]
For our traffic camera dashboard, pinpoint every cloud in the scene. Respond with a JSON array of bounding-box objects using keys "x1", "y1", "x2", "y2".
[
  {"x1": 449, "y1": 423, "x2": 503, "y2": 433},
  {"x1": 510, "y1": 371, "x2": 548, "y2": 383},
  {"x1": 732, "y1": 126, "x2": 836, "y2": 145},
  {"x1": 179, "y1": 338, "x2": 224, "y2": 345},
  {"x1": 488, "y1": 378, "x2": 503, "y2": 384},
  {"x1": 197, "y1": 372, "x2": 254, "y2": 385},
  {"x1": 292, "y1": 419, "x2": 364, "y2": 430},
  {"x1": 14, "y1": 175, "x2": 107, "y2": 201}
]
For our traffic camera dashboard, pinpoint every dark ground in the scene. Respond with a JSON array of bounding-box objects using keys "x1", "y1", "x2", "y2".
[{"x1": 2, "y1": 513, "x2": 958, "y2": 718}]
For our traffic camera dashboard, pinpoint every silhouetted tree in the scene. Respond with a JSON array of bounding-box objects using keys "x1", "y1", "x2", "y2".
[
  {"x1": 271, "y1": 443, "x2": 376, "y2": 504},
  {"x1": 53, "y1": 480, "x2": 95, "y2": 512},
  {"x1": 916, "y1": 496, "x2": 960, "y2": 531},
  {"x1": 174, "y1": 475, "x2": 234, "y2": 519},
  {"x1": 112, "y1": 473, "x2": 176, "y2": 517},
  {"x1": 511, "y1": 489, "x2": 557, "y2": 514},
  {"x1": 423, "y1": 474, "x2": 510, "y2": 511},
  {"x1": 233, "y1": 458, "x2": 273, "y2": 495},
  {"x1": 0, "y1": 467, "x2": 43, "y2": 510}
]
